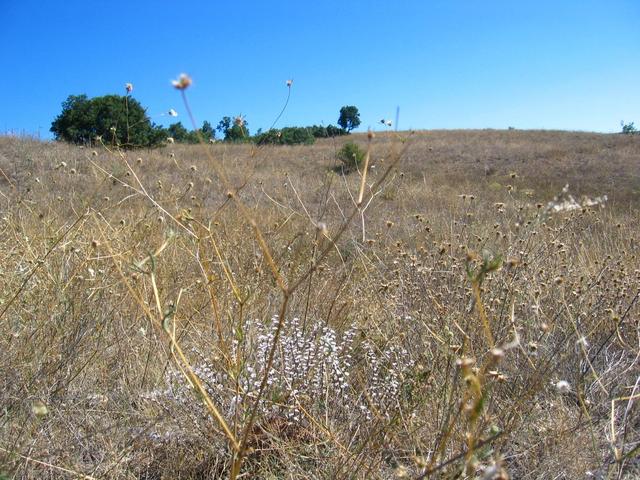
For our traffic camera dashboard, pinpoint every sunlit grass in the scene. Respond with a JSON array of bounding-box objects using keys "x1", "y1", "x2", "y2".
[{"x1": 0, "y1": 127, "x2": 638, "y2": 478}]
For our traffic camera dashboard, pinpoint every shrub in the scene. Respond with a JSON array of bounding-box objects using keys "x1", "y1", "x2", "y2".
[
  {"x1": 280, "y1": 127, "x2": 315, "y2": 145},
  {"x1": 50, "y1": 94, "x2": 166, "y2": 148},
  {"x1": 255, "y1": 127, "x2": 315, "y2": 146},
  {"x1": 621, "y1": 121, "x2": 637, "y2": 134},
  {"x1": 326, "y1": 124, "x2": 348, "y2": 137},
  {"x1": 308, "y1": 124, "x2": 347, "y2": 138},
  {"x1": 337, "y1": 141, "x2": 365, "y2": 172}
]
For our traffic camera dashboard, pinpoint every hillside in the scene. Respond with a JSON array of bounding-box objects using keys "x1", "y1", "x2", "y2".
[{"x1": 0, "y1": 130, "x2": 639, "y2": 479}]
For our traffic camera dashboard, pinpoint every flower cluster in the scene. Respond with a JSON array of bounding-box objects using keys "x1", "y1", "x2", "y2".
[
  {"x1": 544, "y1": 184, "x2": 607, "y2": 214},
  {"x1": 143, "y1": 315, "x2": 414, "y2": 433}
]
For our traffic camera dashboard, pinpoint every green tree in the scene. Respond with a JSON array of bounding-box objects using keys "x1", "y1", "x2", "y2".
[
  {"x1": 167, "y1": 122, "x2": 190, "y2": 142},
  {"x1": 338, "y1": 106, "x2": 361, "y2": 132},
  {"x1": 216, "y1": 117, "x2": 232, "y2": 137},
  {"x1": 217, "y1": 116, "x2": 249, "y2": 141},
  {"x1": 201, "y1": 121, "x2": 215, "y2": 141},
  {"x1": 50, "y1": 94, "x2": 165, "y2": 148},
  {"x1": 621, "y1": 121, "x2": 637, "y2": 134}
]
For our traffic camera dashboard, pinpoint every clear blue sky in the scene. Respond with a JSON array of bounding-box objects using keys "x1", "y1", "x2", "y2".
[{"x1": 2, "y1": 0, "x2": 639, "y2": 137}]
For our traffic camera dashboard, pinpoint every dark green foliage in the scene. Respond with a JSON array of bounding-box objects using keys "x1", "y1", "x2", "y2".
[
  {"x1": 281, "y1": 127, "x2": 315, "y2": 145},
  {"x1": 254, "y1": 129, "x2": 281, "y2": 145},
  {"x1": 216, "y1": 117, "x2": 232, "y2": 136},
  {"x1": 337, "y1": 141, "x2": 366, "y2": 173},
  {"x1": 168, "y1": 121, "x2": 215, "y2": 144},
  {"x1": 337, "y1": 106, "x2": 361, "y2": 132},
  {"x1": 621, "y1": 121, "x2": 637, "y2": 134},
  {"x1": 167, "y1": 122, "x2": 191, "y2": 142},
  {"x1": 201, "y1": 121, "x2": 215, "y2": 141},
  {"x1": 308, "y1": 124, "x2": 347, "y2": 138},
  {"x1": 217, "y1": 116, "x2": 250, "y2": 142},
  {"x1": 50, "y1": 94, "x2": 166, "y2": 148},
  {"x1": 255, "y1": 127, "x2": 315, "y2": 145}
]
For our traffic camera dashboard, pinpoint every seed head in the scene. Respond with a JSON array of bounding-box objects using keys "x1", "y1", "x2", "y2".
[
  {"x1": 168, "y1": 108, "x2": 178, "y2": 117},
  {"x1": 286, "y1": 79, "x2": 293, "y2": 87},
  {"x1": 556, "y1": 380, "x2": 570, "y2": 394},
  {"x1": 32, "y1": 400, "x2": 48, "y2": 417},
  {"x1": 316, "y1": 221, "x2": 328, "y2": 236},
  {"x1": 490, "y1": 348, "x2": 504, "y2": 362},
  {"x1": 125, "y1": 83, "x2": 133, "y2": 93},
  {"x1": 172, "y1": 73, "x2": 192, "y2": 90}
]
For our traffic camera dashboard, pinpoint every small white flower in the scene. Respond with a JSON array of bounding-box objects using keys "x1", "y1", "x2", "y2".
[
  {"x1": 168, "y1": 109, "x2": 178, "y2": 117},
  {"x1": 556, "y1": 380, "x2": 571, "y2": 394}
]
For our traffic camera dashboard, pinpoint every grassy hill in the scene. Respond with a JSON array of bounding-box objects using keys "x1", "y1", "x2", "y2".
[{"x1": 0, "y1": 130, "x2": 638, "y2": 478}]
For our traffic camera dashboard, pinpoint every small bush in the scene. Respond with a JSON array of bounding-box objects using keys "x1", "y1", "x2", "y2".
[
  {"x1": 255, "y1": 127, "x2": 315, "y2": 146},
  {"x1": 308, "y1": 124, "x2": 347, "y2": 138},
  {"x1": 621, "y1": 121, "x2": 637, "y2": 135},
  {"x1": 337, "y1": 142, "x2": 365, "y2": 173},
  {"x1": 279, "y1": 127, "x2": 315, "y2": 145}
]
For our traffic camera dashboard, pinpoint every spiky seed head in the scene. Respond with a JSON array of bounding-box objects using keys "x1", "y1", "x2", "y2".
[{"x1": 172, "y1": 73, "x2": 192, "y2": 90}]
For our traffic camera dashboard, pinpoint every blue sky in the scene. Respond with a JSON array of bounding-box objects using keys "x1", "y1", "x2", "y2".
[{"x1": 2, "y1": 0, "x2": 639, "y2": 137}]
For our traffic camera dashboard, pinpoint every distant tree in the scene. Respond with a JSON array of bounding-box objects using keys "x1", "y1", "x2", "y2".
[
  {"x1": 308, "y1": 124, "x2": 347, "y2": 138},
  {"x1": 216, "y1": 117, "x2": 232, "y2": 136},
  {"x1": 167, "y1": 122, "x2": 190, "y2": 142},
  {"x1": 326, "y1": 124, "x2": 348, "y2": 137},
  {"x1": 621, "y1": 121, "x2": 637, "y2": 135},
  {"x1": 217, "y1": 116, "x2": 249, "y2": 141},
  {"x1": 50, "y1": 94, "x2": 165, "y2": 147},
  {"x1": 255, "y1": 127, "x2": 315, "y2": 145},
  {"x1": 201, "y1": 120, "x2": 215, "y2": 141},
  {"x1": 338, "y1": 106, "x2": 361, "y2": 132}
]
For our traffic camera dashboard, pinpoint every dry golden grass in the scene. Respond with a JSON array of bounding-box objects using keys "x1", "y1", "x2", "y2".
[{"x1": 0, "y1": 129, "x2": 639, "y2": 479}]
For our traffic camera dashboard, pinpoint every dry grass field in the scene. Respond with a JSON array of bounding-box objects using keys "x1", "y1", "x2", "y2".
[{"x1": 0, "y1": 129, "x2": 639, "y2": 479}]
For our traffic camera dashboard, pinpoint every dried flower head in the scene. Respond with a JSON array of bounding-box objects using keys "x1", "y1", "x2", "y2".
[
  {"x1": 556, "y1": 380, "x2": 570, "y2": 394},
  {"x1": 32, "y1": 400, "x2": 48, "y2": 417},
  {"x1": 286, "y1": 79, "x2": 293, "y2": 87},
  {"x1": 172, "y1": 73, "x2": 192, "y2": 90},
  {"x1": 168, "y1": 109, "x2": 178, "y2": 117},
  {"x1": 125, "y1": 83, "x2": 133, "y2": 93},
  {"x1": 234, "y1": 115, "x2": 245, "y2": 127},
  {"x1": 166, "y1": 137, "x2": 175, "y2": 144}
]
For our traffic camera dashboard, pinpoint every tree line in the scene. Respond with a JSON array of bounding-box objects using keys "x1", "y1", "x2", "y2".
[{"x1": 50, "y1": 93, "x2": 361, "y2": 148}]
